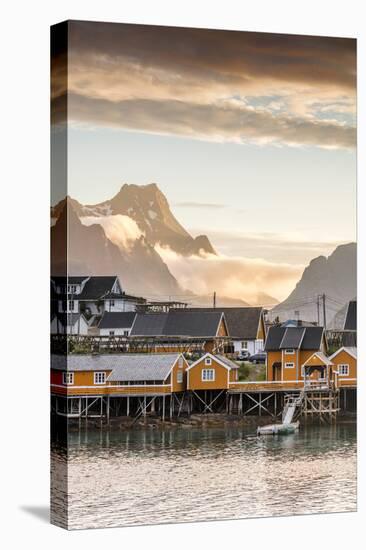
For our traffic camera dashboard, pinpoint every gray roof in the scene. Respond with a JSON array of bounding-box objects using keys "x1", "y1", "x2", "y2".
[
  {"x1": 51, "y1": 353, "x2": 180, "y2": 381},
  {"x1": 344, "y1": 300, "x2": 357, "y2": 331},
  {"x1": 215, "y1": 354, "x2": 239, "y2": 370},
  {"x1": 279, "y1": 327, "x2": 306, "y2": 349},
  {"x1": 51, "y1": 276, "x2": 118, "y2": 300},
  {"x1": 98, "y1": 311, "x2": 136, "y2": 329},
  {"x1": 344, "y1": 346, "x2": 357, "y2": 358},
  {"x1": 130, "y1": 310, "x2": 225, "y2": 338},
  {"x1": 265, "y1": 326, "x2": 324, "y2": 351},
  {"x1": 108, "y1": 354, "x2": 180, "y2": 381},
  {"x1": 186, "y1": 307, "x2": 263, "y2": 339}
]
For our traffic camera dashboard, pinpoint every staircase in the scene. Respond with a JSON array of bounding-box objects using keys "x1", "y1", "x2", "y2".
[{"x1": 282, "y1": 393, "x2": 304, "y2": 424}]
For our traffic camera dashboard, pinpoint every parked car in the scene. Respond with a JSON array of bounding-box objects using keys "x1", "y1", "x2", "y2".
[
  {"x1": 237, "y1": 350, "x2": 251, "y2": 361},
  {"x1": 248, "y1": 352, "x2": 266, "y2": 364}
]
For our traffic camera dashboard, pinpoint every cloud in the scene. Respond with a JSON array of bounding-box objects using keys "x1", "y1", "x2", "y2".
[
  {"x1": 51, "y1": 22, "x2": 356, "y2": 149},
  {"x1": 155, "y1": 244, "x2": 303, "y2": 303},
  {"x1": 81, "y1": 215, "x2": 143, "y2": 250},
  {"x1": 174, "y1": 201, "x2": 227, "y2": 209},
  {"x1": 66, "y1": 93, "x2": 355, "y2": 149},
  {"x1": 186, "y1": 228, "x2": 352, "y2": 264}
]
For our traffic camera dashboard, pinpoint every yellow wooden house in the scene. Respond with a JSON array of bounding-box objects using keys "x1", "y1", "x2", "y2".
[
  {"x1": 186, "y1": 353, "x2": 239, "y2": 391},
  {"x1": 265, "y1": 326, "x2": 327, "y2": 386},
  {"x1": 329, "y1": 347, "x2": 357, "y2": 388}
]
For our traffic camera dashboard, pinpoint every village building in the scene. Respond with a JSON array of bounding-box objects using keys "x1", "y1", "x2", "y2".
[
  {"x1": 265, "y1": 325, "x2": 327, "y2": 384},
  {"x1": 129, "y1": 310, "x2": 230, "y2": 353},
  {"x1": 329, "y1": 346, "x2": 357, "y2": 388},
  {"x1": 50, "y1": 313, "x2": 89, "y2": 335},
  {"x1": 98, "y1": 311, "x2": 137, "y2": 336},
  {"x1": 51, "y1": 352, "x2": 188, "y2": 419},
  {"x1": 50, "y1": 276, "x2": 145, "y2": 334},
  {"x1": 186, "y1": 352, "x2": 239, "y2": 413},
  {"x1": 185, "y1": 307, "x2": 265, "y2": 356}
]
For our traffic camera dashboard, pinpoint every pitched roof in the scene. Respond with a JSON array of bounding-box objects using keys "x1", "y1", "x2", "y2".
[
  {"x1": 78, "y1": 276, "x2": 118, "y2": 299},
  {"x1": 130, "y1": 310, "x2": 226, "y2": 338},
  {"x1": 265, "y1": 326, "x2": 324, "y2": 351},
  {"x1": 98, "y1": 311, "x2": 136, "y2": 329},
  {"x1": 107, "y1": 354, "x2": 180, "y2": 382},
  {"x1": 215, "y1": 354, "x2": 240, "y2": 370},
  {"x1": 51, "y1": 276, "x2": 119, "y2": 300},
  {"x1": 329, "y1": 346, "x2": 357, "y2": 360},
  {"x1": 302, "y1": 351, "x2": 333, "y2": 367},
  {"x1": 51, "y1": 353, "x2": 181, "y2": 381},
  {"x1": 279, "y1": 327, "x2": 305, "y2": 349},
  {"x1": 130, "y1": 313, "x2": 168, "y2": 336},
  {"x1": 185, "y1": 307, "x2": 263, "y2": 339},
  {"x1": 344, "y1": 300, "x2": 357, "y2": 331}
]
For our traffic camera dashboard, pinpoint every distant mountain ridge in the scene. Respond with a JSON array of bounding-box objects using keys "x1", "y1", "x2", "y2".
[
  {"x1": 272, "y1": 243, "x2": 356, "y2": 324},
  {"x1": 51, "y1": 183, "x2": 216, "y2": 257}
]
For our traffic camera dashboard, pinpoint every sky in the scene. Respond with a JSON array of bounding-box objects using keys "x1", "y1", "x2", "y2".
[{"x1": 52, "y1": 21, "x2": 356, "y2": 301}]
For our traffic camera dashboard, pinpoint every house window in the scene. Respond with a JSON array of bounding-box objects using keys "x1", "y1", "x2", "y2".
[
  {"x1": 63, "y1": 372, "x2": 74, "y2": 385},
  {"x1": 177, "y1": 371, "x2": 183, "y2": 383},
  {"x1": 123, "y1": 330, "x2": 129, "y2": 336},
  {"x1": 94, "y1": 372, "x2": 106, "y2": 385},
  {"x1": 205, "y1": 357, "x2": 212, "y2": 366},
  {"x1": 110, "y1": 300, "x2": 115, "y2": 307},
  {"x1": 285, "y1": 362, "x2": 295, "y2": 368},
  {"x1": 285, "y1": 349, "x2": 294, "y2": 355},
  {"x1": 338, "y1": 364, "x2": 349, "y2": 376},
  {"x1": 202, "y1": 369, "x2": 215, "y2": 381},
  {"x1": 241, "y1": 341, "x2": 248, "y2": 350},
  {"x1": 68, "y1": 284, "x2": 77, "y2": 294},
  {"x1": 68, "y1": 300, "x2": 74, "y2": 311},
  {"x1": 109, "y1": 330, "x2": 115, "y2": 336}
]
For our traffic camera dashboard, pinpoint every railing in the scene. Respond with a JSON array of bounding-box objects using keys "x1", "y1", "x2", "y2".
[
  {"x1": 51, "y1": 383, "x2": 172, "y2": 396},
  {"x1": 228, "y1": 380, "x2": 305, "y2": 392},
  {"x1": 336, "y1": 378, "x2": 357, "y2": 388}
]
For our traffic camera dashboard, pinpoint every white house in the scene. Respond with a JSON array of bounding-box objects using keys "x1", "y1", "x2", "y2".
[
  {"x1": 50, "y1": 313, "x2": 89, "y2": 335},
  {"x1": 98, "y1": 311, "x2": 137, "y2": 336},
  {"x1": 51, "y1": 276, "x2": 146, "y2": 330}
]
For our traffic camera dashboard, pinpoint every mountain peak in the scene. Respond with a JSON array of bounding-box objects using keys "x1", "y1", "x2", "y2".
[{"x1": 272, "y1": 242, "x2": 356, "y2": 323}]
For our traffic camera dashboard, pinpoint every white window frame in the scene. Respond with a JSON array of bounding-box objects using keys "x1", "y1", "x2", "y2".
[
  {"x1": 63, "y1": 372, "x2": 74, "y2": 385},
  {"x1": 177, "y1": 371, "x2": 183, "y2": 383},
  {"x1": 205, "y1": 357, "x2": 212, "y2": 366},
  {"x1": 109, "y1": 330, "x2": 115, "y2": 336},
  {"x1": 110, "y1": 299, "x2": 115, "y2": 307},
  {"x1": 68, "y1": 299, "x2": 75, "y2": 312},
  {"x1": 285, "y1": 349, "x2": 294, "y2": 355},
  {"x1": 123, "y1": 330, "x2": 129, "y2": 336},
  {"x1": 241, "y1": 341, "x2": 248, "y2": 350},
  {"x1": 202, "y1": 369, "x2": 215, "y2": 381},
  {"x1": 94, "y1": 372, "x2": 106, "y2": 385},
  {"x1": 285, "y1": 362, "x2": 295, "y2": 369},
  {"x1": 338, "y1": 364, "x2": 349, "y2": 376}
]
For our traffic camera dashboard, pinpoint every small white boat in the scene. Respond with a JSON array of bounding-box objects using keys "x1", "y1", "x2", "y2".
[{"x1": 257, "y1": 421, "x2": 299, "y2": 436}]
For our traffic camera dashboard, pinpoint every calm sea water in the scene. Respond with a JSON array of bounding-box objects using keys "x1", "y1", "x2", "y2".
[{"x1": 51, "y1": 422, "x2": 357, "y2": 529}]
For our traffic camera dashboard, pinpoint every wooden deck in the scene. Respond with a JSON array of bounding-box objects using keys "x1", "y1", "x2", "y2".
[
  {"x1": 228, "y1": 380, "x2": 304, "y2": 393},
  {"x1": 51, "y1": 383, "x2": 172, "y2": 396}
]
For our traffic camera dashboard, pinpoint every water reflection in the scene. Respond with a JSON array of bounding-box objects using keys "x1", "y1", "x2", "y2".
[{"x1": 52, "y1": 422, "x2": 357, "y2": 529}]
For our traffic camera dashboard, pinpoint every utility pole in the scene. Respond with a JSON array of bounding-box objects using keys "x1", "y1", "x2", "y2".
[
  {"x1": 317, "y1": 295, "x2": 320, "y2": 326},
  {"x1": 322, "y1": 293, "x2": 327, "y2": 329},
  {"x1": 213, "y1": 291, "x2": 216, "y2": 308}
]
